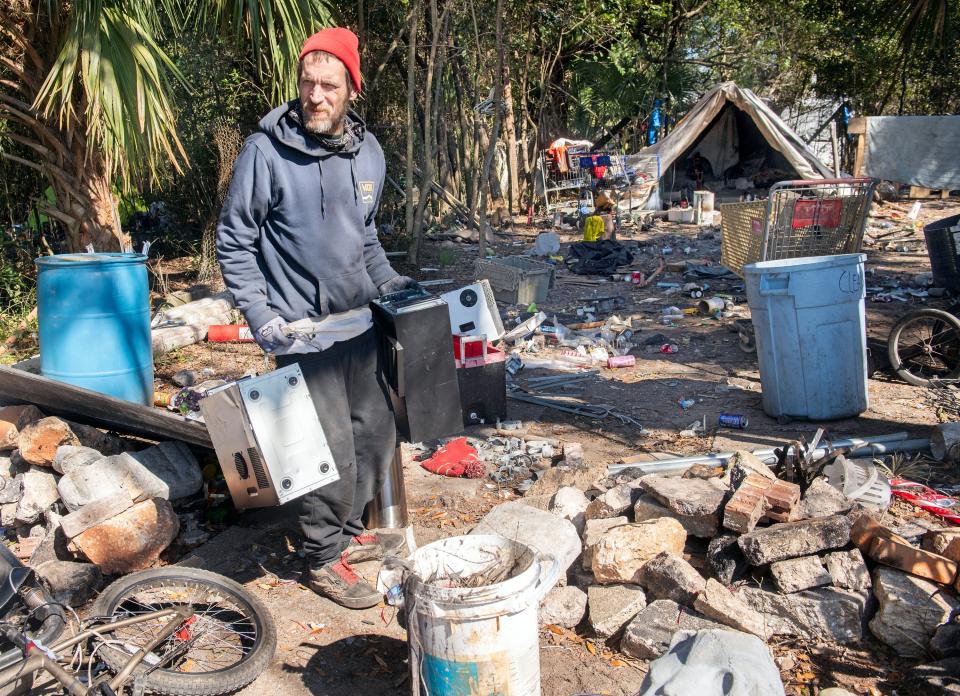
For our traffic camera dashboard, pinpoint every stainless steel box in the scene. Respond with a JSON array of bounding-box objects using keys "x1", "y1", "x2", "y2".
[{"x1": 199, "y1": 364, "x2": 339, "y2": 508}]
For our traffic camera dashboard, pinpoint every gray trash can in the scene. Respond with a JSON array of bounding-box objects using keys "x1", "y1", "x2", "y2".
[{"x1": 744, "y1": 253, "x2": 868, "y2": 420}]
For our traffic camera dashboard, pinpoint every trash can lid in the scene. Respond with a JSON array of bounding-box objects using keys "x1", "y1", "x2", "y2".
[
  {"x1": 35, "y1": 252, "x2": 148, "y2": 268},
  {"x1": 743, "y1": 253, "x2": 866, "y2": 275}
]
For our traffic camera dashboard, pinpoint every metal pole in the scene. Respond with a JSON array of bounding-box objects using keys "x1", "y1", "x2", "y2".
[{"x1": 607, "y1": 432, "x2": 922, "y2": 476}]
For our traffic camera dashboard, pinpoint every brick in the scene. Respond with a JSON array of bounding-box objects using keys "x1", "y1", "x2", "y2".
[
  {"x1": 850, "y1": 513, "x2": 908, "y2": 551},
  {"x1": 17, "y1": 417, "x2": 80, "y2": 467},
  {"x1": 764, "y1": 479, "x2": 801, "y2": 511},
  {"x1": 867, "y1": 536, "x2": 957, "y2": 585},
  {"x1": 722, "y1": 476, "x2": 770, "y2": 534}
]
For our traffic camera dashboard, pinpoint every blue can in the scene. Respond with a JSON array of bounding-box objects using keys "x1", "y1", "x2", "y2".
[{"x1": 718, "y1": 413, "x2": 749, "y2": 429}]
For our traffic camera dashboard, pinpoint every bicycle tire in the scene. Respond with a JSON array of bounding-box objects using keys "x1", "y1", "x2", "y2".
[
  {"x1": 887, "y1": 308, "x2": 960, "y2": 387},
  {"x1": 91, "y1": 566, "x2": 276, "y2": 696}
]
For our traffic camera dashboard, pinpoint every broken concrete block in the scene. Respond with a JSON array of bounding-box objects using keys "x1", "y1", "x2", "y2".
[
  {"x1": 587, "y1": 584, "x2": 646, "y2": 638},
  {"x1": 561, "y1": 442, "x2": 584, "y2": 468},
  {"x1": 60, "y1": 492, "x2": 135, "y2": 539},
  {"x1": 0, "y1": 405, "x2": 44, "y2": 451},
  {"x1": 738, "y1": 586, "x2": 867, "y2": 644},
  {"x1": 52, "y1": 445, "x2": 103, "y2": 475},
  {"x1": 869, "y1": 566, "x2": 960, "y2": 657},
  {"x1": 584, "y1": 483, "x2": 636, "y2": 521},
  {"x1": 582, "y1": 516, "x2": 627, "y2": 571},
  {"x1": 128, "y1": 441, "x2": 202, "y2": 500},
  {"x1": 524, "y1": 464, "x2": 598, "y2": 498},
  {"x1": 15, "y1": 467, "x2": 60, "y2": 524},
  {"x1": 694, "y1": 578, "x2": 768, "y2": 638},
  {"x1": 796, "y1": 477, "x2": 854, "y2": 519},
  {"x1": 71, "y1": 498, "x2": 180, "y2": 574},
  {"x1": 722, "y1": 475, "x2": 771, "y2": 534},
  {"x1": 620, "y1": 599, "x2": 725, "y2": 660},
  {"x1": 867, "y1": 535, "x2": 957, "y2": 585},
  {"x1": 33, "y1": 560, "x2": 102, "y2": 607},
  {"x1": 1, "y1": 502, "x2": 17, "y2": 527},
  {"x1": 640, "y1": 629, "x2": 786, "y2": 696},
  {"x1": 922, "y1": 529, "x2": 960, "y2": 562},
  {"x1": 632, "y1": 494, "x2": 681, "y2": 526},
  {"x1": 637, "y1": 475, "x2": 727, "y2": 537},
  {"x1": 17, "y1": 417, "x2": 79, "y2": 467},
  {"x1": 825, "y1": 549, "x2": 871, "y2": 591},
  {"x1": 737, "y1": 515, "x2": 850, "y2": 565},
  {"x1": 0, "y1": 475, "x2": 22, "y2": 504},
  {"x1": 549, "y1": 486, "x2": 589, "y2": 535},
  {"x1": 726, "y1": 450, "x2": 776, "y2": 487},
  {"x1": 57, "y1": 456, "x2": 142, "y2": 511},
  {"x1": 639, "y1": 552, "x2": 706, "y2": 605},
  {"x1": 591, "y1": 518, "x2": 686, "y2": 584},
  {"x1": 707, "y1": 533, "x2": 748, "y2": 585},
  {"x1": 770, "y1": 555, "x2": 832, "y2": 593},
  {"x1": 539, "y1": 585, "x2": 587, "y2": 628},
  {"x1": 470, "y1": 501, "x2": 581, "y2": 575}
]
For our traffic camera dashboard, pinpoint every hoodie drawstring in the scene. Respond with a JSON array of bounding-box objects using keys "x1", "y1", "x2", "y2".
[
  {"x1": 317, "y1": 162, "x2": 325, "y2": 217},
  {"x1": 350, "y1": 158, "x2": 359, "y2": 205}
]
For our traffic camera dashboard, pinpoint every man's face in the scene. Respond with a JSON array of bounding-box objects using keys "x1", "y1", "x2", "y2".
[{"x1": 298, "y1": 53, "x2": 354, "y2": 136}]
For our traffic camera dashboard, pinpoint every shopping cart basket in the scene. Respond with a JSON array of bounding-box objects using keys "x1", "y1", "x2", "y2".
[
  {"x1": 720, "y1": 178, "x2": 876, "y2": 351},
  {"x1": 721, "y1": 178, "x2": 875, "y2": 277}
]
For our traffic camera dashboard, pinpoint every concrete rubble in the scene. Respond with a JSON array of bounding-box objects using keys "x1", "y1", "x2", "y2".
[
  {"x1": 470, "y1": 500, "x2": 582, "y2": 574},
  {"x1": 621, "y1": 599, "x2": 725, "y2": 660},
  {"x1": 639, "y1": 552, "x2": 705, "y2": 605},
  {"x1": 591, "y1": 518, "x2": 686, "y2": 584},
  {"x1": 869, "y1": 566, "x2": 959, "y2": 657},
  {"x1": 588, "y1": 584, "x2": 646, "y2": 638},
  {"x1": 636, "y1": 475, "x2": 727, "y2": 537},
  {"x1": 539, "y1": 586, "x2": 588, "y2": 628}
]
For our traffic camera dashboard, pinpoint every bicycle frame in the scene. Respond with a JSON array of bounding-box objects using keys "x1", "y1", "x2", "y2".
[{"x1": 0, "y1": 606, "x2": 194, "y2": 695}]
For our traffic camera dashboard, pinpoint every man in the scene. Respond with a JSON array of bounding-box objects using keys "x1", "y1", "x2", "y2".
[{"x1": 216, "y1": 27, "x2": 417, "y2": 609}]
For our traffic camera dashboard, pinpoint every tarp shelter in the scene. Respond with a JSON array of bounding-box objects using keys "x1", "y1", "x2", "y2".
[{"x1": 630, "y1": 82, "x2": 833, "y2": 193}]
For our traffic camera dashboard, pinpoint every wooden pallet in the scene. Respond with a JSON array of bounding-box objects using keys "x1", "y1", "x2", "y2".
[{"x1": 910, "y1": 185, "x2": 953, "y2": 199}]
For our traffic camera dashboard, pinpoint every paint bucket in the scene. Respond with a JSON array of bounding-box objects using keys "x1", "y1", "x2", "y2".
[
  {"x1": 404, "y1": 534, "x2": 560, "y2": 696},
  {"x1": 698, "y1": 296, "x2": 726, "y2": 315}
]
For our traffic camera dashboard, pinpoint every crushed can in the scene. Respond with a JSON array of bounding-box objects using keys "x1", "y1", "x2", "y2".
[
  {"x1": 659, "y1": 343, "x2": 679, "y2": 354},
  {"x1": 607, "y1": 355, "x2": 636, "y2": 368},
  {"x1": 718, "y1": 413, "x2": 749, "y2": 429}
]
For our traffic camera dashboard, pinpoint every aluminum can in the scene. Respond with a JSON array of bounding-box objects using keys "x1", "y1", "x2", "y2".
[{"x1": 718, "y1": 413, "x2": 749, "y2": 429}]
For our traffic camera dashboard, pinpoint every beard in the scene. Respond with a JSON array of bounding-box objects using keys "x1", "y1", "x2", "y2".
[{"x1": 303, "y1": 100, "x2": 348, "y2": 136}]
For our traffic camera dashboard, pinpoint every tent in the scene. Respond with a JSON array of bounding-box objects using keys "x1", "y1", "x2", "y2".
[{"x1": 630, "y1": 82, "x2": 833, "y2": 196}]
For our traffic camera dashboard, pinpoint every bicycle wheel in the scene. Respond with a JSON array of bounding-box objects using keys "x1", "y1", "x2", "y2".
[
  {"x1": 887, "y1": 308, "x2": 960, "y2": 387},
  {"x1": 91, "y1": 567, "x2": 276, "y2": 696}
]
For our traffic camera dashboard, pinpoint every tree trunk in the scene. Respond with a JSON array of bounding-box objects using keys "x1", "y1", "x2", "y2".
[
  {"x1": 503, "y1": 64, "x2": 520, "y2": 216},
  {"x1": 404, "y1": 0, "x2": 422, "y2": 242},
  {"x1": 478, "y1": 0, "x2": 504, "y2": 258}
]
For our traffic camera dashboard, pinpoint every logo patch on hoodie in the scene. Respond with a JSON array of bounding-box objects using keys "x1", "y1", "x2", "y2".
[{"x1": 359, "y1": 181, "x2": 375, "y2": 204}]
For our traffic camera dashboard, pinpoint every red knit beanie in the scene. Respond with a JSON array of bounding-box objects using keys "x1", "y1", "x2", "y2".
[{"x1": 299, "y1": 28, "x2": 361, "y2": 92}]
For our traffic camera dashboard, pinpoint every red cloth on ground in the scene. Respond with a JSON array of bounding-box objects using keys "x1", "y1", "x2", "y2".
[{"x1": 420, "y1": 437, "x2": 485, "y2": 478}]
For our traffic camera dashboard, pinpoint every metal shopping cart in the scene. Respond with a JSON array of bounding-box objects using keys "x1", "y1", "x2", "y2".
[{"x1": 720, "y1": 177, "x2": 876, "y2": 351}]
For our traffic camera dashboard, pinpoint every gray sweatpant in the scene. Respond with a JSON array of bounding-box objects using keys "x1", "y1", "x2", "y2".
[{"x1": 276, "y1": 328, "x2": 396, "y2": 566}]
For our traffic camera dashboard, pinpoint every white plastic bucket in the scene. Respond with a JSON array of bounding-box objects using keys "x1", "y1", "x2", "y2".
[{"x1": 404, "y1": 534, "x2": 560, "y2": 696}]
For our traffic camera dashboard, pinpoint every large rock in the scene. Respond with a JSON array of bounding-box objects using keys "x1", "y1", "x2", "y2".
[
  {"x1": 639, "y1": 629, "x2": 786, "y2": 696},
  {"x1": 57, "y1": 456, "x2": 144, "y2": 510},
  {"x1": 632, "y1": 494, "x2": 682, "y2": 526},
  {"x1": 127, "y1": 441, "x2": 202, "y2": 500},
  {"x1": 549, "y1": 486, "x2": 589, "y2": 534},
  {"x1": 588, "y1": 584, "x2": 646, "y2": 638},
  {"x1": 738, "y1": 515, "x2": 851, "y2": 565},
  {"x1": 591, "y1": 518, "x2": 686, "y2": 584},
  {"x1": 0, "y1": 475, "x2": 22, "y2": 504},
  {"x1": 52, "y1": 445, "x2": 103, "y2": 475},
  {"x1": 15, "y1": 467, "x2": 60, "y2": 524},
  {"x1": 539, "y1": 586, "x2": 587, "y2": 628},
  {"x1": 825, "y1": 549, "x2": 871, "y2": 591},
  {"x1": 524, "y1": 465, "x2": 598, "y2": 498},
  {"x1": 923, "y1": 529, "x2": 960, "y2": 562},
  {"x1": 621, "y1": 599, "x2": 725, "y2": 660},
  {"x1": 738, "y1": 586, "x2": 867, "y2": 643},
  {"x1": 707, "y1": 533, "x2": 748, "y2": 585},
  {"x1": 770, "y1": 555, "x2": 832, "y2": 594},
  {"x1": 584, "y1": 483, "x2": 636, "y2": 521},
  {"x1": 693, "y1": 578, "x2": 768, "y2": 637},
  {"x1": 931, "y1": 623, "x2": 960, "y2": 659},
  {"x1": 637, "y1": 475, "x2": 728, "y2": 537},
  {"x1": 640, "y1": 552, "x2": 705, "y2": 605},
  {"x1": 582, "y1": 516, "x2": 627, "y2": 571},
  {"x1": 0, "y1": 405, "x2": 44, "y2": 451},
  {"x1": 869, "y1": 566, "x2": 960, "y2": 657},
  {"x1": 71, "y1": 498, "x2": 180, "y2": 574},
  {"x1": 33, "y1": 560, "x2": 102, "y2": 607},
  {"x1": 470, "y1": 501, "x2": 581, "y2": 574},
  {"x1": 796, "y1": 478, "x2": 854, "y2": 519},
  {"x1": 17, "y1": 417, "x2": 79, "y2": 466}
]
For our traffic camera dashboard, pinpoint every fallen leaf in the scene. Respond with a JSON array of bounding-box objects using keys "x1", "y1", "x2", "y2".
[
  {"x1": 585, "y1": 641, "x2": 597, "y2": 655},
  {"x1": 545, "y1": 624, "x2": 564, "y2": 635},
  {"x1": 609, "y1": 659, "x2": 625, "y2": 667}
]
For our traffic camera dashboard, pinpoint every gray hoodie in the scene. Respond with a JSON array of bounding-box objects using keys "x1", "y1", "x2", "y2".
[{"x1": 216, "y1": 100, "x2": 398, "y2": 333}]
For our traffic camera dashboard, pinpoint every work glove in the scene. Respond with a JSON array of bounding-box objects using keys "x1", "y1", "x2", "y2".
[
  {"x1": 378, "y1": 275, "x2": 423, "y2": 296},
  {"x1": 253, "y1": 316, "x2": 294, "y2": 353}
]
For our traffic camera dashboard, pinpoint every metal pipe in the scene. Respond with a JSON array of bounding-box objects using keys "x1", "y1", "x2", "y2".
[{"x1": 607, "y1": 432, "x2": 921, "y2": 476}]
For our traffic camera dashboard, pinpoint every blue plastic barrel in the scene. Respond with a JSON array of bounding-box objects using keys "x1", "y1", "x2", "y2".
[
  {"x1": 744, "y1": 254, "x2": 868, "y2": 420},
  {"x1": 35, "y1": 253, "x2": 153, "y2": 405}
]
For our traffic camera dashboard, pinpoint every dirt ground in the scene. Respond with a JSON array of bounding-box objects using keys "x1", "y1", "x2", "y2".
[{"x1": 135, "y1": 196, "x2": 960, "y2": 695}]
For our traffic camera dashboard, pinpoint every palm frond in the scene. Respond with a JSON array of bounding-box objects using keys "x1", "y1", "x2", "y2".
[{"x1": 189, "y1": 0, "x2": 334, "y2": 102}]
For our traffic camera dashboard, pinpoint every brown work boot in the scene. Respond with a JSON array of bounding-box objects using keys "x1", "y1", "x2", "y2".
[
  {"x1": 305, "y1": 556, "x2": 382, "y2": 609},
  {"x1": 343, "y1": 531, "x2": 406, "y2": 563}
]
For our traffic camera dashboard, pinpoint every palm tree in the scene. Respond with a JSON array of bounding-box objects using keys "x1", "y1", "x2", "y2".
[{"x1": 0, "y1": 0, "x2": 331, "y2": 252}]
